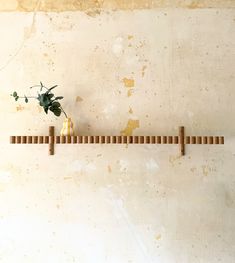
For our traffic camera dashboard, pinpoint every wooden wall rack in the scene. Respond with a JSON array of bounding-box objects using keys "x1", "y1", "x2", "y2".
[{"x1": 10, "y1": 126, "x2": 224, "y2": 156}]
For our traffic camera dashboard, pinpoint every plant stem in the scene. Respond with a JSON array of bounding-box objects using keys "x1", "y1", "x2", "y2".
[
  {"x1": 17, "y1": 96, "x2": 37, "y2": 99},
  {"x1": 61, "y1": 107, "x2": 68, "y2": 118},
  {"x1": 29, "y1": 85, "x2": 49, "y2": 91}
]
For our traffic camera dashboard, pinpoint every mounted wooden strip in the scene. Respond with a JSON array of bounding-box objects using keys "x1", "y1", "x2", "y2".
[
  {"x1": 214, "y1": 136, "x2": 219, "y2": 144},
  {"x1": 22, "y1": 136, "x2": 27, "y2": 144},
  {"x1": 76, "y1": 136, "x2": 81, "y2": 143},
  {"x1": 72, "y1": 136, "x2": 77, "y2": 144},
  {"x1": 145, "y1": 136, "x2": 150, "y2": 144},
  {"x1": 44, "y1": 136, "x2": 49, "y2": 144},
  {"x1": 117, "y1": 136, "x2": 121, "y2": 144},
  {"x1": 83, "y1": 136, "x2": 88, "y2": 144},
  {"x1": 203, "y1": 136, "x2": 208, "y2": 144},
  {"x1": 10, "y1": 136, "x2": 16, "y2": 144},
  {"x1": 16, "y1": 136, "x2": 21, "y2": 144},
  {"x1": 208, "y1": 136, "x2": 213, "y2": 144},
  {"x1": 196, "y1": 136, "x2": 202, "y2": 144},
  {"x1": 191, "y1": 136, "x2": 196, "y2": 144},
  {"x1": 111, "y1": 136, "x2": 115, "y2": 143},
  {"x1": 55, "y1": 136, "x2": 60, "y2": 144},
  {"x1": 139, "y1": 136, "x2": 144, "y2": 144},
  {"x1": 167, "y1": 136, "x2": 173, "y2": 144},
  {"x1": 134, "y1": 136, "x2": 139, "y2": 144},
  {"x1": 33, "y1": 136, "x2": 38, "y2": 144},
  {"x1": 156, "y1": 136, "x2": 161, "y2": 144},
  {"x1": 174, "y1": 136, "x2": 178, "y2": 144},
  {"x1": 66, "y1": 136, "x2": 71, "y2": 144},
  {"x1": 102, "y1": 136, "x2": 106, "y2": 144},
  {"x1": 185, "y1": 136, "x2": 190, "y2": 144},
  {"x1": 162, "y1": 136, "x2": 167, "y2": 144},
  {"x1": 61, "y1": 136, "x2": 66, "y2": 144},
  {"x1": 39, "y1": 136, "x2": 44, "y2": 144},
  {"x1": 123, "y1": 136, "x2": 127, "y2": 144},
  {"x1": 127, "y1": 136, "x2": 132, "y2": 144},
  {"x1": 27, "y1": 136, "x2": 32, "y2": 144},
  {"x1": 219, "y1": 136, "x2": 224, "y2": 144},
  {"x1": 88, "y1": 136, "x2": 94, "y2": 144},
  {"x1": 151, "y1": 136, "x2": 155, "y2": 144}
]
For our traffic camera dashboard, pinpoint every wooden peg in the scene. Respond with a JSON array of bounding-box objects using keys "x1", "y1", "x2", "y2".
[
  {"x1": 179, "y1": 126, "x2": 185, "y2": 156},
  {"x1": 49, "y1": 126, "x2": 54, "y2": 155}
]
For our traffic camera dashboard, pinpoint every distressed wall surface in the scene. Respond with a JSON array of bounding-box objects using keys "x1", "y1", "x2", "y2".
[{"x1": 0, "y1": 1, "x2": 235, "y2": 263}]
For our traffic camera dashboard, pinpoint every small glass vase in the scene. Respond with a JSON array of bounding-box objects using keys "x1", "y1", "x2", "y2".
[{"x1": 60, "y1": 117, "x2": 74, "y2": 136}]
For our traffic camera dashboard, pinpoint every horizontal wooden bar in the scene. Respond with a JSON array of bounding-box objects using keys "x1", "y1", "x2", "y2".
[{"x1": 9, "y1": 135, "x2": 225, "y2": 145}]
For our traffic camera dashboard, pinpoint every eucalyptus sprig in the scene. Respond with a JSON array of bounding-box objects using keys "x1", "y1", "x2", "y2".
[{"x1": 11, "y1": 82, "x2": 67, "y2": 118}]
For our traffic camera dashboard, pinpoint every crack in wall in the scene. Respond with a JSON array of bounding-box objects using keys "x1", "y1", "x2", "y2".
[{"x1": 0, "y1": 0, "x2": 41, "y2": 72}]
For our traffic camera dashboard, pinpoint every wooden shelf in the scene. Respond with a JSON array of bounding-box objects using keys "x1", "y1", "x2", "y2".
[{"x1": 10, "y1": 126, "x2": 224, "y2": 156}]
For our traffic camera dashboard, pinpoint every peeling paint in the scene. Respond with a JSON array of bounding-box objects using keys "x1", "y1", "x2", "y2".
[
  {"x1": 76, "y1": 96, "x2": 83, "y2": 102},
  {"x1": 123, "y1": 78, "x2": 135, "y2": 88},
  {"x1": 16, "y1": 105, "x2": 24, "y2": 111},
  {"x1": 0, "y1": 0, "x2": 233, "y2": 12},
  {"x1": 121, "y1": 119, "x2": 139, "y2": 136}
]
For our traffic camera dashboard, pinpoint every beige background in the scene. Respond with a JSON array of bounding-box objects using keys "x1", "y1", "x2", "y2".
[{"x1": 0, "y1": 1, "x2": 234, "y2": 262}]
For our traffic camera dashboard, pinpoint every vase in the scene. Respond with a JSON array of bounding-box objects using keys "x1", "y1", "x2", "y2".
[{"x1": 60, "y1": 118, "x2": 74, "y2": 136}]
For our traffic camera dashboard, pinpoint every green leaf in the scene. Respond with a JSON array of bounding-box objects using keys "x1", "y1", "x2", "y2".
[
  {"x1": 13, "y1": 91, "x2": 17, "y2": 97},
  {"x1": 15, "y1": 96, "x2": 19, "y2": 101},
  {"x1": 25, "y1": 96, "x2": 28, "y2": 103},
  {"x1": 53, "y1": 108, "x2": 61, "y2": 116},
  {"x1": 48, "y1": 93, "x2": 54, "y2": 99},
  {"x1": 54, "y1": 96, "x2": 63, "y2": 100},
  {"x1": 43, "y1": 106, "x2": 49, "y2": 114},
  {"x1": 51, "y1": 101, "x2": 60, "y2": 108}
]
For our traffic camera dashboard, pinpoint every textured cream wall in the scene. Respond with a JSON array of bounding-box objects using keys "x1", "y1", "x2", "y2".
[{"x1": 0, "y1": 4, "x2": 235, "y2": 263}]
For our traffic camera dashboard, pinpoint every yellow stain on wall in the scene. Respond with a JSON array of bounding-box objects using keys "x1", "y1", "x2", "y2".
[
  {"x1": 121, "y1": 119, "x2": 139, "y2": 136},
  {"x1": 0, "y1": 0, "x2": 234, "y2": 11},
  {"x1": 155, "y1": 234, "x2": 162, "y2": 240},
  {"x1": 16, "y1": 105, "x2": 24, "y2": 111},
  {"x1": 127, "y1": 89, "x2": 134, "y2": 97},
  {"x1": 122, "y1": 78, "x2": 135, "y2": 88},
  {"x1": 76, "y1": 96, "x2": 83, "y2": 102},
  {"x1": 142, "y1": 65, "x2": 147, "y2": 77},
  {"x1": 107, "y1": 165, "x2": 112, "y2": 173}
]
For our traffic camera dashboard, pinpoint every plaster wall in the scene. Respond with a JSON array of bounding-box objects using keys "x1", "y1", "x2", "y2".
[{"x1": 0, "y1": 1, "x2": 235, "y2": 262}]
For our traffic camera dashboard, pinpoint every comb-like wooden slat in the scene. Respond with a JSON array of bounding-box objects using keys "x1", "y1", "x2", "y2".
[
  {"x1": 219, "y1": 136, "x2": 224, "y2": 144},
  {"x1": 208, "y1": 136, "x2": 213, "y2": 144},
  {"x1": 10, "y1": 136, "x2": 16, "y2": 144},
  {"x1": 167, "y1": 136, "x2": 173, "y2": 144},
  {"x1": 33, "y1": 136, "x2": 38, "y2": 144},
  {"x1": 185, "y1": 136, "x2": 190, "y2": 144},
  {"x1": 203, "y1": 136, "x2": 207, "y2": 144},
  {"x1": 174, "y1": 136, "x2": 179, "y2": 144},
  {"x1": 196, "y1": 136, "x2": 202, "y2": 144},
  {"x1": 10, "y1": 126, "x2": 225, "y2": 156},
  {"x1": 27, "y1": 136, "x2": 32, "y2": 144},
  {"x1": 191, "y1": 136, "x2": 196, "y2": 144}
]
